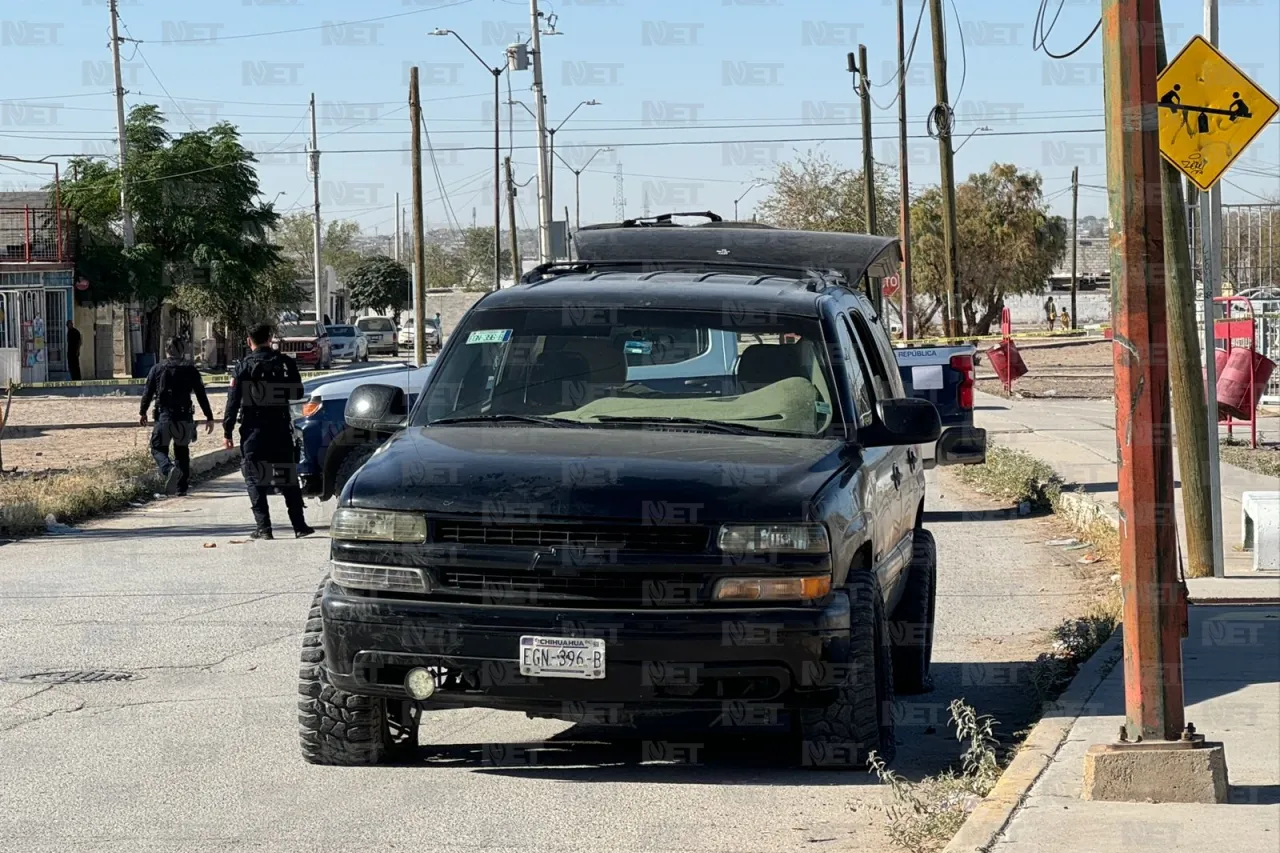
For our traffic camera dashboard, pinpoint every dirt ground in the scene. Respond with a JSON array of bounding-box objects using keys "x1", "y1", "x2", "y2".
[
  {"x1": 0, "y1": 393, "x2": 230, "y2": 475},
  {"x1": 976, "y1": 339, "x2": 1115, "y2": 399}
]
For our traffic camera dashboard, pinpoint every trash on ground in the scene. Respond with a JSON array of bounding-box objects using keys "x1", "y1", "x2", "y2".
[
  {"x1": 1078, "y1": 553, "x2": 1102, "y2": 564},
  {"x1": 1064, "y1": 542, "x2": 1092, "y2": 551},
  {"x1": 202, "y1": 542, "x2": 216, "y2": 549},
  {"x1": 1047, "y1": 537, "x2": 1080, "y2": 546}
]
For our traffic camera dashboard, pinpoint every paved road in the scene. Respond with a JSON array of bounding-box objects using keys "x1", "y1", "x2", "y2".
[{"x1": 0, "y1": 469, "x2": 1096, "y2": 853}]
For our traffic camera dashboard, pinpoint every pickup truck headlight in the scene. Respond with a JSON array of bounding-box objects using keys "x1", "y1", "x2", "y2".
[
  {"x1": 331, "y1": 560, "x2": 429, "y2": 594},
  {"x1": 717, "y1": 523, "x2": 830, "y2": 555},
  {"x1": 712, "y1": 576, "x2": 832, "y2": 601},
  {"x1": 331, "y1": 508, "x2": 427, "y2": 543}
]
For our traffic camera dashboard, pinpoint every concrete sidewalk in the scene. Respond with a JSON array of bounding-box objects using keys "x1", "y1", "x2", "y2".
[
  {"x1": 947, "y1": 605, "x2": 1280, "y2": 852},
  {"x1": 974, "y1": 392, "x2": 1280, "y2": 578}
]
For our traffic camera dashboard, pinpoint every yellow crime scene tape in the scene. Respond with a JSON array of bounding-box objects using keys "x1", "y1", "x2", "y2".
[
  {"x1": 10, "y1": 367, "x2": 344, "y2": 392},
  {"x1": 895, "y1": 327, "x2": 1108, "y2": 347}
]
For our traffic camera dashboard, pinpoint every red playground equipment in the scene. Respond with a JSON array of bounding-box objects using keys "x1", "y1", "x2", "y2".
[
  {"x1": 986, "y1": 306, "x2": 1028, "y2": 394},
  {"x1": 1212, "y1": 296, "x2": 1275, "y2": 449}
]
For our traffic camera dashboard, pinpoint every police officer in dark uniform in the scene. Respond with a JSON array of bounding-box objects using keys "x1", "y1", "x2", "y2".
[
  {"x1": 140, "y1": 337, "x2": 214, "y2": 496},
  {"x1": 222, "y1": 323, "x2": 315, "y2": 540}
]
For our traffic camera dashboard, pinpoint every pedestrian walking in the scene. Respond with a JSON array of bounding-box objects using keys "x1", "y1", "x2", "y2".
[
  {"x1": 66, "y1": 320, "x2": 82, "y2": 381},
  {"x1": 1060, "y1": 308, "x2": 1071, "y2": 331},
  {"x1": 140, "y1": 337, "x2": 214, "y2": 496},
  {"x1": 1044, "y1": 295, "x2": 1057, "y2": 331},
  {"x1": 222, "y1": 323, "x2": 314, "y2": 540}
]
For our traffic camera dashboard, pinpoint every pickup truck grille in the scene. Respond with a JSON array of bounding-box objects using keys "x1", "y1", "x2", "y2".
[
  {"x1": 434, "y1": 520, "x2": 709, "y2": 554},
  {"x1": 437, "y1": 567, "x2": 707, "y2": 606}
]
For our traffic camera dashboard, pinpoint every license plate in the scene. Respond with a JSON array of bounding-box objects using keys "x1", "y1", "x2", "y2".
[{"x1": 519, "y1": 636, "x2": 606, "y2": 680}]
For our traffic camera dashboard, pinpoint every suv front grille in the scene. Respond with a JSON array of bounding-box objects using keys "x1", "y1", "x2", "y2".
[
  {"x1": 279, "y1": 341, "x2": 312, "y2": 353},
  {"x1": 437, "y1": 567, "x2": 708, "y2": 607},
  {"x1": 434, "y1": 520, "x2": 709, "y2": 554}
]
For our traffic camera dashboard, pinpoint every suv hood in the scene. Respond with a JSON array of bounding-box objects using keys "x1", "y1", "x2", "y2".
[{"x1": 346, "y1": 426, "x2": 844, "y2": 522}]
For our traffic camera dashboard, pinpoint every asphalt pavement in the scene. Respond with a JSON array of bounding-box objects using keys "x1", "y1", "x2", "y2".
[{"x1": 0, "y1": 468, "x2": 1098, "y2": 853}]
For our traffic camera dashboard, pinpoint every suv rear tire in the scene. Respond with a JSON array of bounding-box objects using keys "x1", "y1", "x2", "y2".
[
  {"x1": 298, "y1": 578, "x2": 420, "y2": 765},
  {"x1": 891, "y1": 529, "x2": 937, "y2": 695},
  {"x1": 798, "y1": 572, "x2": 896, "y2": 768}
]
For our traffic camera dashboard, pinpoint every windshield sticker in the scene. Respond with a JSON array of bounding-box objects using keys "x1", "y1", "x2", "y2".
[
  {"x1": 815, "y1": 401, "x2": 832, "y2": 415},
  {"x1": 623, "y1": 340, "x2": 653, "y2": 355},
  {"x1": 466, "y1": 329, "x2": 512, "y2": 345}
]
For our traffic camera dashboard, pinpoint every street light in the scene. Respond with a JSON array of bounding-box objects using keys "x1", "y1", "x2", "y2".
[
  {"x1": 548, "y1": 100, "x2": 599, "y2": 219},
  {"x1": 429, "y1": 28, "x2": 505, "y2": 290},
  {"x1": 552, "y1": 146, "x2": 614, "y2": 232},
  {"x1": 733, "y1": 182, "x2": 766, "y2": 221},
  {"x1": 953, "y1": 125, "x2": 992, "y2": 154},
  {"x1": 510, "y1": 98, "x2": 600, "y2": 241}
]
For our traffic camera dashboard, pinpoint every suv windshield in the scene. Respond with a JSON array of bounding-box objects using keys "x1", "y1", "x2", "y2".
[
  {"x1": 415, "y1": 308, "x2": 839, "y2": 437},
  {"x1": 279, "y1": 323, "x2": 319, "y2": 338},
  {"x1": 358, "y1": 317, "x2": 394, "y2": 332}
]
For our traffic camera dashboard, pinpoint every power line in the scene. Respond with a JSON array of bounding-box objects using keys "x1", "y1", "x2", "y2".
[
  {"x1": 422, "y1": 112, "x2": 461, "y2": 233},
  {"x1": 1033, "y1": 0, "x2": 1102, "y2": 60},
  {"x1": 156, "y1": 0, "x2": 475, "y2": 45}
]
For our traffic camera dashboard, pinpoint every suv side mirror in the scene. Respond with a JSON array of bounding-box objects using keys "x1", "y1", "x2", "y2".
[
  {"x1": 861, "y1": 397, "x2": 941, "y2": 447},
  {"x1": 346, "y1": 383, "x2": 408, "y2": 432}
]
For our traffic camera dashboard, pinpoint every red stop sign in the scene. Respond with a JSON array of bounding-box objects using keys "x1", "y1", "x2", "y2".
[{"x1": 881, "y1": 274, "x2": 900, "y2": 298}]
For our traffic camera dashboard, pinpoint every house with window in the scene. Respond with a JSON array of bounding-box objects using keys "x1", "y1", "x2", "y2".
[{"x1": 0, "y1": 191, "x2": 76, "y2": 386}]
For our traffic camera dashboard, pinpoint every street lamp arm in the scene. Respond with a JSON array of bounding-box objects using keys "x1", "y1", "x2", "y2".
[
  {"x1": 735, "y1": 182, "x2": 766, "y2": 204},
  {"x1": 554, "y1": 100, "x2": 599, "y2": 134},
  {"x1": 581, "y1": 147, "x2": 611, "y2": 172},
  {"x1": 508, "y1": 99, "x2": 537, "y2": 120},
  {"x1": 432, "y1": 29, "x2": 493, "y2": 73},
  {"x1": 552, "y1": 149, "x2": 575, "y2": 171}
]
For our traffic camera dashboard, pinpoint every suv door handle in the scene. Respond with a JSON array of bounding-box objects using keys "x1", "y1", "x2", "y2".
[
  {"x1": 907, "y1": 448, "x2": 918, "y2": 469},
  {"x1": 891, "y1": 465, "x2": 902, "y2": 489}
]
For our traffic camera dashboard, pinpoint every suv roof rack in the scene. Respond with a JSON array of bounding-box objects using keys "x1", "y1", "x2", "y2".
[{"x1": 519, "y1": 258, "x2": 847, "y2": 287}]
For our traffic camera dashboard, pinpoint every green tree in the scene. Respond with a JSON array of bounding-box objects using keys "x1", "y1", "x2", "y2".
[
  {"x1": 423, "y1": 242, "x2": 469, "y2": 291},
  {"x1": 273, "y1": 213, "x2": 365, "y2": 283},
  {"x1": 56, "y1": 105, "x2": 284, "y2": 353},
  {"x1": 756, "y1": 150, "x2": 902, "y2": 235},
  {"x1": 912, "y1": 164, "x2": 1068, "y2": 335},
  {"x1": 457, "y1": 227, "x2": 513, "y2": 290},
  {"x1": 345, "y1": 255, "x2": 411, "y2": 324}
]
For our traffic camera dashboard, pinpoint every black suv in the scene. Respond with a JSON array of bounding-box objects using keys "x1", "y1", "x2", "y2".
[{"x1": 298, "y1": 222, "x2": 940, "y2": 769}]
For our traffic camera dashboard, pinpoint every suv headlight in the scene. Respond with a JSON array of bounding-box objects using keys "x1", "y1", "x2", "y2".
[
  {"x1": 331, "y1": 508, "x2": 427, "y2": 543},
  {"x1": 716, "y1": 523, "x2": 830, "y2": 555}
]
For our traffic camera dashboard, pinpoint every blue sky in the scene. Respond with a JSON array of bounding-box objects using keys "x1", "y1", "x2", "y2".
[{"x1": 1, "y1": 0, "x2": 1277, "y2": 237}]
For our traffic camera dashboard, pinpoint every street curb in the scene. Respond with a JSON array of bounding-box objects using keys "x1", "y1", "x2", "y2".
[
  {"x1": 942, "y1": 630, "x2": 1124, "y2": 853},
  {"x1": 190, "y1": 446, "x2": 241, "y2": 476}
]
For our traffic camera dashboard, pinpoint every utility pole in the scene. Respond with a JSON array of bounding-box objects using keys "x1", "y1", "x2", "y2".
[
  {"x1": 1200, "y1": 0, "x2": 1226, "y2": 579},
  {"x1": 927, "y1": 0, "x2": 962, "y2": 339},
  {"x1": 110, "y1": 0, "x2": 138, "y2": 372},
  {"x1": 614, "y1": 163, "x2": 625, "y2": 222},
  {"x1": 394, "y1": 192, "x2": 401, "y2": 262},
  {"x1": 529, "y1": 0, "x2": 553, "y2": 264},
  {"x1": 505, "y1": 157, "x2": 521, "y2": 278},
  {"x1": 409, "y1": 68, "x2": 427, "y2": 367},
  {"x1": 1155, "y1": 16, "x2": 1215, "y2": 579},
  {"x1": 1070, "y1": 166, "x2": 1079, "y2": 330},
  {"x1": 1099, "y1": 0, "x2": 1184, "y2": 744},
  {"x1": 854, "y1": 46, "x2": 881, "y2": 317},
  {"x1": 308, "y1": 93, "x2": 324, "y2": 323},
  {"x1": 897, "y1": 0, "x2": 914, "y2": 340}
]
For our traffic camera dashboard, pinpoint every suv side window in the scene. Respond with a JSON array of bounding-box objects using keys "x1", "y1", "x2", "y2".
[
  {"x1": 836, "y1": 315, "x2": 874, "y2": 428},
  {"x1": 849, "y1": 309, "x2": 896, "y2": 401}
]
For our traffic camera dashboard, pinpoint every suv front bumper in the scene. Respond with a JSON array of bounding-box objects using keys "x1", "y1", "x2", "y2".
[{"x1": 319, "y1": 581, "x2": 853, "y2": 717}]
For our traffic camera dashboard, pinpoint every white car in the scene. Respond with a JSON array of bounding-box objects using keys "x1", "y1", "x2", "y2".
[
  {"x1": 398, "y1": 318, "x2": 442, "y2": 351},
  {"x1": 325, "y1": 325, "x2": 369, "y2": 362},
  {"x1": 355, "y1": 316, "x2": 399, "y2": 356}
]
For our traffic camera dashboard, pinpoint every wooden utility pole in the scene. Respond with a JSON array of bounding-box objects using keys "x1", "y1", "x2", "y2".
[
  {"x1": 927, "y1": 0, "x2": 961, "y2": 339},
  {"x1": 309, "y1": 93, "x2": 324, "y2": 323},
  {"x1": 854, "y1": 46, "x2": 881, "y2": 317},
  {"x1": 1153, "y1": 7, "x2": 1214, "y2": 579},
  {"x1": 1100, "y1": 0, "x2": 1185, "y2": 743},
  {"x1": 896, "y1": 0, "x2": 914, "y2": 340},
  {"x1": 409, "y1": 67, "x2": 427, "y2": 367},
  {"x1": 505, "y1": 157, "x2": 521, "y2": 279},
  {"x1": 1070, "y1": 166, "x2": 1080, "y2": 330}
]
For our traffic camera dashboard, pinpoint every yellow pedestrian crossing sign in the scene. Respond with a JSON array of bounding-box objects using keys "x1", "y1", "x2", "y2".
[{"x1": 1157, "y1": 35, "x2": 1278, "y2": 192}]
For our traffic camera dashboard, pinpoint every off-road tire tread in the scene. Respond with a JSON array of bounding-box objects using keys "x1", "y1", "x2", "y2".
[
  {"x1": 297, "y1": 578, "x2": 412, "y2": 765},
  {"x1": 891, "y1": 529, "x2": 937, "y2": 695},
  {"x1": 799, "y1": 573, "x2": 896, "y2": 768}
]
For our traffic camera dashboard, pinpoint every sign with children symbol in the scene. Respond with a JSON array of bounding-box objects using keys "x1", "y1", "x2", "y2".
[{"x1": 1157, "y1": 35, "x2": 1278, "y2": 192}]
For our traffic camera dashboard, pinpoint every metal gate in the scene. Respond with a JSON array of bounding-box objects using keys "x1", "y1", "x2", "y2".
[{"x1": 44, "y1": 289, "x2": 68, "y2": 374}]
